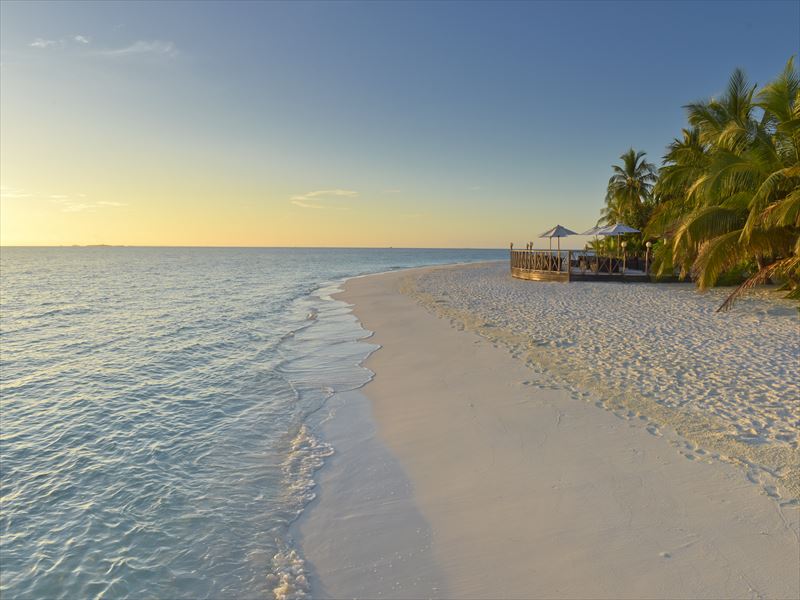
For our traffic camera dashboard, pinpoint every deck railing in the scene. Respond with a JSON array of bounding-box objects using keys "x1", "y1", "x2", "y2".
[
  {"x1": 509, "y1": 249, "x2": 571, "y2": 272},
  {"x1": 510, "y1": 244, "x2": 647, "y2": 282}
]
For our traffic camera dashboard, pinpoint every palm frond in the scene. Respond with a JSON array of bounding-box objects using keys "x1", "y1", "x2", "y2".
[
  {"x1": 692, "y1": 229, "x2": 746, "y2": 289},
  {"x1": 602, "y1": 59, "x2": 799, "y2": 309},
  {"x1": 673, "y1": 206, "x2": 744, "y2": 251},
  {"x1": 717, "y1": 255, "x2": 800, "y2": 312}
]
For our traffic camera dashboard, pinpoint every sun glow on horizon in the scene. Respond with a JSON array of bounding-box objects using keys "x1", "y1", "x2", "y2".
[{"x1": 2, "y1": 1, "x2": 797, "y2": 248}]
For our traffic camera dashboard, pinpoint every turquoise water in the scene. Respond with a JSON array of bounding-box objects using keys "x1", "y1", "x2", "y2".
[{"x1": 0, "y1": 247, "x2": 503, "y2": 599}]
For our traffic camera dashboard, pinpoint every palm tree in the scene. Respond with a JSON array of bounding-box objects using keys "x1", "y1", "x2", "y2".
[
  {"x1": 646, "y1": 128, "x2": 711, "y2": 277},
  {"x1": 665, "y1": 67, "x2": 761, "y2": 281},
  {"x1": 641, "y1": 58, "x2": 799, "y2": 308},
  {"x1": 601, "y1": 149, "x2": 658, "y2": 231},
  {"x1": 717, "y1": 57, "x2": 800, "y2": 309}
]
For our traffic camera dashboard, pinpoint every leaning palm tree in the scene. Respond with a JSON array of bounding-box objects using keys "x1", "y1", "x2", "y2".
[
  {"x1": 716, "y1": 57, "x2": 800, "y2": 309},
  {"x1": 646, "y1": 128, "x2": 711, "y2": 277},
  {"x1": 602, "y1": 149, "x2": 658, "y2": 231},
  {"x1": 665, "y1": 67, "x2": 763, "y2": 279},
  {"x1": 643, "y1": 58, "x2": 799, "y2": 309}
]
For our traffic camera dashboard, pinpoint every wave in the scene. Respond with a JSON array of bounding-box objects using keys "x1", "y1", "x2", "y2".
[
  {"x1": 263, "y1": 279, "x2": 379, "y2": 599},
  {"x1": 0, "y1": 248, "x2": 502, "y2": 599}
]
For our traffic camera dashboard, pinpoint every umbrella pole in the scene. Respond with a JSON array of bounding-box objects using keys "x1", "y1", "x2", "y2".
[{"x1": 557, "y1": 237, "x2": 561, "y2": 271}]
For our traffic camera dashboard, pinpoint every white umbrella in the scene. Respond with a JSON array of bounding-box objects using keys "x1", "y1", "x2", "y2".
[
  {"x1": 596, "y1": 222, "x2": 640, "y2": 235},
  {"x1": 539, "y1": 225, "x2": 577, "y2": 270},
  {"x1": 581, "y1": 225, "x2": 605, "y2": 262},
  {"x1": 596, "y1": 223, "x2": 640, "y2": 271},
  {"x1": 540, "y1": 224, "x2": 578, "y2": 238},
  {"x1": 539, "y1": 224, "x2": 577, "y2": 253}
]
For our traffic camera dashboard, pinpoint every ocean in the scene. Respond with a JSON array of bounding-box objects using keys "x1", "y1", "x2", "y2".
[{"x1": 0, "y1": 247, "x2": 504, "y2": 599}]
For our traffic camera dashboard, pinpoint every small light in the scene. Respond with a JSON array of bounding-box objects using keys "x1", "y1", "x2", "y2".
[
  {"x1": 621, "y1": 241, "x2": 628, "y2": 248},
  {"x1": 646, "y1": 241, "x2": 653, "y2": 248}
]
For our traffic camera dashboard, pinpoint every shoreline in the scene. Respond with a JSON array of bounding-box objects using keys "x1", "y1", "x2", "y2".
[
  {"x1": 299, "y1": 262, "x2": 799, "y2": 598},
  {"x1": 408, "y1": 262, "x2": 800, "y2": 500}
]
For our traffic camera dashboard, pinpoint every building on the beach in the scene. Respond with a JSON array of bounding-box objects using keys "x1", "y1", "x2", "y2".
[{"x1": 510, "y1": 222, "x2": 652, "y2": 282}]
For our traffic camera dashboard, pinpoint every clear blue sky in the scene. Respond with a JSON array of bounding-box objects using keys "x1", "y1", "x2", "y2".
[{"x1": 1, "y1": 1, "x2": 798, "y2": 246}]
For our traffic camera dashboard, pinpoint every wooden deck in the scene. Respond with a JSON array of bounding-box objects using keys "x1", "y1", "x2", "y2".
[
  {"x1": 510, "y1": 267, "x2": 569, "y2": 282},
  {"x1": 510, "y1": 246, "x2": 652, "y2": 283},
  {"x1": 569, "y1": 270, "x2": 650, "y2": 282}
]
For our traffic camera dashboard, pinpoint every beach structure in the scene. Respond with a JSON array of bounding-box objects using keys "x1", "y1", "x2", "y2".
[
  {"x1": 581, "y1": 225, "x2": 605, "y2": 237},
  {"x1": 535, "y1": 224, "x2": 577, "y2": 274},
  {"x1": 598, "y1": 222, "x2": 641, "y2": 236},
  {"x1": 510, "y1": 221, "x2": 648, "y2": 282},
  {"x1": 595, "y1": 222, "x2": 641, "y2": 274},
  {"x1": 539, "y1": 224, "x2": 577, "y2": 254}
]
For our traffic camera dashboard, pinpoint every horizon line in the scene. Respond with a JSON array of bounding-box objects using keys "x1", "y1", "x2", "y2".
[{"x1": 0, "y1": 244, "x2": 512, "y2": 250}]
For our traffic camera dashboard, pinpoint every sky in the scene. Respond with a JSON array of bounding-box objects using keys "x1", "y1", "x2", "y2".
[{"x1": 1, "y1": 0, "x2": 798, "y2": 248}]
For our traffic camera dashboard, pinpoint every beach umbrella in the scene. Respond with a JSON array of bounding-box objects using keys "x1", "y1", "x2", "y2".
[
  {"x1": 580, "y1": 225, "x2": 606, "y2": 236},
  {"x1": 539, "y1": 224, "x2": 577, "y2": 253},
  {"x1": 596, "y1": 223, "x2": 640, "y2": 265},
  {"x1": 581, "y1": 225, "x2": 606, "y2": 260},
  {"x1": 596, "y1": 222, "x2": 640, "y2": 236},
  {"x1": 539, "y1": 225, "x2": 577, "y2": 270},
  {"x1": 596, "y1": 223, "x2": 640, "y2": 252}
]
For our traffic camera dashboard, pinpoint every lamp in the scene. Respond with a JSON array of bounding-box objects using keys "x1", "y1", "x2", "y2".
[{"x1": 620, "y1": 241, "x2": 628, "y2": 275}]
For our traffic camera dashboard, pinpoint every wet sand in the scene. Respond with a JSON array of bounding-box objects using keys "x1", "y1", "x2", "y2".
[{"x1": 299, "y1": 263, "x2": 799, "y2": 599}]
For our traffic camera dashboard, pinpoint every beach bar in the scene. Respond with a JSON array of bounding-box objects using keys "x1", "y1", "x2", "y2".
[
  {"x1": 510, "y1": 246, "x2": 572, "y2": 281},
  {"x1": 509, "y1": 244, "x2": 651, "y2": 282},
  {"x1": 510, "y1": 222, "x2": 652, "y2": 283}
]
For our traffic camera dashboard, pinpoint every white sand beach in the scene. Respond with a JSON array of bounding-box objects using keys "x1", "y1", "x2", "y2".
[{"x1": 299, "y1": 262, "x2": 799, "y2": 599}]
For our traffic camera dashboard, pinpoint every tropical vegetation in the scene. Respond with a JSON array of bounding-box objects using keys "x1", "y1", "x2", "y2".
[
  {"x1": 600, "y1": 148, "x2": 658, "y2": 232},
  {"x1": 598, "y1": 57, "x2": 799, "y2": 310}
]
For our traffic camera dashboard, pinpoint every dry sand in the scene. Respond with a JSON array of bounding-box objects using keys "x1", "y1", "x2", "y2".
[{"x1": 299, "y1": 264, "x2": 800, "y2": 599}]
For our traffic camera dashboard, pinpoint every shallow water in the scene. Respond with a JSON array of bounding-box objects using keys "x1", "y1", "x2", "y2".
[{"x1": 0, "y1": 247, "x2": 503, "y2": 599}]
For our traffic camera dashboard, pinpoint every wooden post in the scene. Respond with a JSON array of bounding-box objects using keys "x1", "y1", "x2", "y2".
[
  {"x1": 567, "y1": 250, "x2": 572, "y2": 281},
  {"x1": 557, "y1": 237, "x2": 561, "y2": 272},
  {"x1": 622, "y1": 248, "x2": 627, "y2": 277}
]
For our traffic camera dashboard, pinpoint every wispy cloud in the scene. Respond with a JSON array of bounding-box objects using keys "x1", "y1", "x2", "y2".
[
  {"x1": 98, "y1": 40, "x2": 177, "y2": 58},
  {"x1": 29, "y1": 34, "x2": 91, "y2": 49},
  {"x1": 52, "y1": 195, "x2": 127, "y2": 212},
  {"x1": 290, "y1": 189, "x2": 359, "y2": 209},
  {"x1": 59, "y1": 202, "x2": 93, "y2": 213},
  {"x1": 29, "y1": 38, "x2": 59, "y2": 49},
  {"x1": 0, "y1": 186, "x2": 125, "y2": 212},
  {"x1": 27, "y1": 34, "x2": 178, "y2": 61},
  {"x1": 382, "y1": 189, "x2": 402, "y2": 194},
  {"x1": 0, "y1": 186, "x2": 33, "y2": 199}
]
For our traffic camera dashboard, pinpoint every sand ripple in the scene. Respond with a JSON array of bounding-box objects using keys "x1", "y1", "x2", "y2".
[{"x1": 406, "y1": 262, "x2": 800, "y2": 499}]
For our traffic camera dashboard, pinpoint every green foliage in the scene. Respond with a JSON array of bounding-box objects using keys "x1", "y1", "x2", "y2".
[
  {"x1": 600, "y1": 57, "x2": 800, "y2": 309},
  {"x1": 714, "y1": 262, "x2": 755, "y2": 287},
  {"x1": 600, "y1": 149, "x2": 658, "y2": 231}
]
